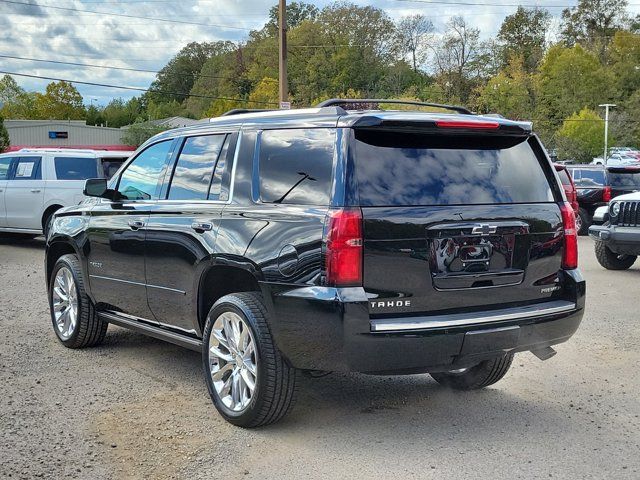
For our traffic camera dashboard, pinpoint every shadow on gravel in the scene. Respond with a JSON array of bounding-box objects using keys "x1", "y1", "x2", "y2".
[
  {"x1": 92, "y1": 326, "x2": 570, "y2": 446},
  {"x1": 0, "y1": 236, "x2": 45, "y2": 249}
]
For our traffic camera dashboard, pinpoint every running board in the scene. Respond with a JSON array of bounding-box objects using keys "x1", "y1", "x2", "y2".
[{"x1": 98, "y1": 312, "x2": 203, "y2": 352}]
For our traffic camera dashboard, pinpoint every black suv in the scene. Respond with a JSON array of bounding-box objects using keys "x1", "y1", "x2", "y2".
[
  {"x1": 567, "y1": 164, "x2": 640, "y2": 234},
  {"x1": 45, "y1": 100, "x2": 585, "y2": 427}
]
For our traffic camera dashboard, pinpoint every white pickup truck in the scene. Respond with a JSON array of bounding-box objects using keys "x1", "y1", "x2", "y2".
[{"x1": 0, "y1": 149, "x2": 130, "y2": 238}]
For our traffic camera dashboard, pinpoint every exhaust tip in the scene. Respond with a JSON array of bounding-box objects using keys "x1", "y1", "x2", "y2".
[{"x1": 530, "y1": 346, "x2": 557, "y2": 361}]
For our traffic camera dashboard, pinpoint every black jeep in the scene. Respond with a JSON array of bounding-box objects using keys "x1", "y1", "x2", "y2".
[{"x1": 45, "y1": 100, "x2": 585, "y2": 427}]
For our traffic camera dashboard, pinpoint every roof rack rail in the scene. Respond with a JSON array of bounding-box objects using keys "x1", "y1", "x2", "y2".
[
  {"x1": 315, "y1": 98, "x2": 473, "y2": 115},
  {"x1": 220, "y1": 108, "x2": 275, "y2": 117}
]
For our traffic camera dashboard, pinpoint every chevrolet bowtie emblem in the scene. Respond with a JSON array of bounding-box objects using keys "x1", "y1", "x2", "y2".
[{"x1": 471, "y1": 224, "x2": 498, "y2": 235}]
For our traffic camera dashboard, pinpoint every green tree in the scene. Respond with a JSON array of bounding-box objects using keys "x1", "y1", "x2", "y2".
[
  {"x1": 264, "y1": 2, "x2": 319, "y2": 35},
  {"x1": 148, "y1": 41, "x2": 236, "y2": 103},
  {"x1": 535, "y1": 45, "x2": 612, "y2": 134},
  {"x1": 475, "y1": 56, "x2": 533, "y2": 119},
  {"x1": 121, "y1": 122, "x2": 167, "y2": 147},
  {"x1": 395, "y1": 14, "x2": 434, "y2": 72},
  {"x1": 561, "y1": 0, "x2": 628, "y2": 60},
  {"x1": 0, "y1": 75, "x2": 37, "y2": 119},
  {"x1": 434, "y1": 16, "x2": 483, "y2": 103},
  {"x1": 609, "y1": 31, "x2": 640, "y2": 98},
  {"x1": 0, "y1": 115, "x2": 9, "y2": 152},
  {"x1": 556, "y1": 108, "x2": 605, "y2": 162},
  {"x1": 497, "y1": 7, "x2": 551, "y2": 72},
  {"x1": 249, "y1": 77, "x2": 279, "y2": 107},
  {"x1": 34, "y1": 81, "x2": 85, "y2": 120}
]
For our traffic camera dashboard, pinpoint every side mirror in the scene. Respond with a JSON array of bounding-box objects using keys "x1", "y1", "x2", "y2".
[{"x1": 83, "y1": 178, "x2": 108, "y2": 198}]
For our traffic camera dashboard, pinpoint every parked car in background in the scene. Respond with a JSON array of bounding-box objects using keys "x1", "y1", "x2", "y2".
[
  {"x1": 589, "y1": 191, "x2": 640, "y2": 270},
  {"x1": 554, "y1": 163, "x2": 579, "y2": 215},
  {"x1": 45, "y1": 100, "x2": 584, "y2": 427},
  {"x1": 567, "y1": 165, "x2": 640, "y2": 235},
  {"x1": 0, "y1": 148, "x2": 131, "y2": 238}
]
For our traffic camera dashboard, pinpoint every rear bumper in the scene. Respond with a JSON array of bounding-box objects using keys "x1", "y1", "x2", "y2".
[
  {"x1": 589, "y1": 224, "x2": 640, "y2": 255},
  {"x1": 263, "y1": 269, "x2": 586, "y2": 374}
]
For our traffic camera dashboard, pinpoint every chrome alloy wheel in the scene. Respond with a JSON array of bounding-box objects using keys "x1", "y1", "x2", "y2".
[
  {"x1": 52, "y1": 267, "x2": 78, "y2": 340},
  {"x1": 208, "y1": 312, "x2": 258, "y2": 412}
]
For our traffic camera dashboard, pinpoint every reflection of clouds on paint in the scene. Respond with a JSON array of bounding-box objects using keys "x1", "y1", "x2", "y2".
[
  {"x1": 259, "y1": 129, "x2": 335, "y2": 205},
  {"x1": 356, "y1": 138, "x2": 554, "y2": 206}
]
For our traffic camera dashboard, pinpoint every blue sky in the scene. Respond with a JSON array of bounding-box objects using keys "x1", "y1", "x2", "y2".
[{"x1": 0, "y1": 0, "x2": 636, "y2": 105}]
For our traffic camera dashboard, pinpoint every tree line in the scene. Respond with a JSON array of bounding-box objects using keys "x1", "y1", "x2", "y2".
[{"x1": 1, "y1": 0, "x2": 639, "y2": 161}]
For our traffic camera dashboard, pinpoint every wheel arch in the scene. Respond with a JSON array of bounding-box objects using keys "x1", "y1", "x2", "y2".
[
  {"x1": 197, "y1": 259, "x2": 264, "y2": 333},
  {"x1": 46, "y1": 240, "x2": 82, "y2": 287},
  {"x1": 42, "y1": 204, "x2": 64, "y2": 230}
]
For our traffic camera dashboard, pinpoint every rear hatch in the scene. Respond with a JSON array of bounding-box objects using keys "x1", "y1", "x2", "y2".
[
  {"x1": 350, "y1": 127, "x2": 566, "y2": 317},
  {"x1": 607, "y1": 166, "x2": 640, "y2": 197}
]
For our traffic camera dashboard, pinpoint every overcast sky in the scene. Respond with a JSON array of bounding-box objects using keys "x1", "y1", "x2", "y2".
[{"x1": 0, "y1": 0, "x2": 637, "y2": 105}]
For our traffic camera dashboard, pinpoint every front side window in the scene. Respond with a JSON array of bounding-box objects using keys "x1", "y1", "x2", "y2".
[
  {"x1": 168, "y1": 135, "x2": 226, "y2": 201},
  {"x1": 0, "y1": 157, "x2": 12, "y2": 180},
  {"x1": 117, "y1": 141, "x2": 172, "y2": 200},
  {"x1": 12, "y1": 157, "x2": 41, "y2": 180},
  {"x1": 259, "y1": 129, "x2": 335, "y2": 205},
  {"x1": 54, "y1": 157, "x2": 98, "y2": 180}
]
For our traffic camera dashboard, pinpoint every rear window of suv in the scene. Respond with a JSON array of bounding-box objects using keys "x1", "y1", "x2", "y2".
[
  {"x1": 353, "y1": 130, "x2": 554, "y2": 206},
  {"x1": 607, "y1": 168, "x2": 640, "y2": 188}
]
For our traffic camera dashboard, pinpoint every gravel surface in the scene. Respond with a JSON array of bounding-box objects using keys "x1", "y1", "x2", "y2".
[{"x1": 1, "y1": 236, "x2": 639, "y2": 479}]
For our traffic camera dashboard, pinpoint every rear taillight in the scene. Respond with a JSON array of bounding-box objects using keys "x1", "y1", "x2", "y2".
[
  {"x1": 560, "y1": 202, "x2": 578, "y2": 269},
  {"x1": 324, "y1": 208, "x2": 363, "y2": 287},
  {"x1": 603, "y1": 186, "x2": 612, "y2": 202}
]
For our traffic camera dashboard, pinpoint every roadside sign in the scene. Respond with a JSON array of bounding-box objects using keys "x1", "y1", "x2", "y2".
[{"x1": 279, "y1": 101, "x2": 291, "y2": 110}]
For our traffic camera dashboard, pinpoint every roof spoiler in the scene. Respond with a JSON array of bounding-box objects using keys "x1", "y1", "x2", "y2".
[{"x1": 316, "y1": 98, "x2": 473, "y2": 115}]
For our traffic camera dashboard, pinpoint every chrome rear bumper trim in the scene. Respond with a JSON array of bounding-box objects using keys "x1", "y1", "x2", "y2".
[{"x1": 370, "y1": 300, "x2": 576, "y2": 333}]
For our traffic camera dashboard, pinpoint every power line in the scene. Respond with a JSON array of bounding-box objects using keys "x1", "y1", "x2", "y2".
[
  {"x1": 0, "y1": 0, "x2": 258, "y2": 30},
  {"x1": 0, "y1": 70, "x2": 278, "y2": 105}
]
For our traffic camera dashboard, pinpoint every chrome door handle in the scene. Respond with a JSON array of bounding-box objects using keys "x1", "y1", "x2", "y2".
[
  {"x1": 30, "y1": 189, "x2": 41, "y2": 193},
  {"x1": 191, "y1": 222, "x2": 213, "y2": 233},
  {"x1": 128, "y1": 220, "x2": 145, "y2": 230}
]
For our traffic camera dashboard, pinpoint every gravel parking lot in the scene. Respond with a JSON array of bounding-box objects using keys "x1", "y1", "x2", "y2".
[{"x1": 1, "y1": 236, "x2": 639, "y2": 479}]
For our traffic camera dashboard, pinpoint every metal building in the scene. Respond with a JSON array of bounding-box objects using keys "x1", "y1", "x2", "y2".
[{"x1": 4, "y1": 119, "x2": 132, "y2": 151}]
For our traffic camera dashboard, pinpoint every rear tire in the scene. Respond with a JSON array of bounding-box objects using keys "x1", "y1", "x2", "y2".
[
  {"x1": 577, "y1": 208, "x2": 590, "y2": 236},
  {"x1": 202, "y1": 292, "x2": 298, "y2": 427},
  {"x1": 430, "y1": 354, "x2": 514, "y2": 390},
  {"x1": 48, "y1": 254, "x2": 108, "y2": 348},
  {"x1": 594, "y1": 241, "x2": 637, "y2": 270}
]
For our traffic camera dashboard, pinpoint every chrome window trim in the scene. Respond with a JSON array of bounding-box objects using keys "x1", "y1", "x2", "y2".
[{"x1": 370, "y1": 300, "x2": 576, "y2": 333}]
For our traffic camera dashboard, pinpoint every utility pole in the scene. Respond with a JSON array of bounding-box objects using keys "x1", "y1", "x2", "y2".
[
  {"x1": 599, "y1": 104, "x2": 616, "y2": 164},
  {"x1": 278, "y1": 0, "x2": 289, "y2": 108}
]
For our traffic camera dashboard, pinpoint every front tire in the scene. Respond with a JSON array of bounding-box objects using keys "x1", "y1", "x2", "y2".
[
  {"x1": 48, "y1": 254, "x2": 108, "y2": 348},
  {"x1": 430, "y1": 354, "x2": 514, "y2": 390},
  {"x1": 594, "y1": 241, "x2": 637, "y2": 270},
  {"x1": 202, "y1": 292, "x2": 298, "y2": 427}
]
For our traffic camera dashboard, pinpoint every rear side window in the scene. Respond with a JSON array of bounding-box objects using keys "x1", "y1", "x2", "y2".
[
  {"x1": 353, "y1": 131, "x2": 554, "y2": 206},
  {"x1": 259, "y1": 129, "x2": 335, "y2": 205},
  {"x1": 168, "y1": 134, "x2": 226, "y2": 201},
  {"x1": 11, "y1": 157, "x2": 41, "y2": 180},
  {"x1": 100, "y1": 158, "x2": 127, "y2": 179},
  {"x1": 0, "y1": 157, "x2": 11, "y2": 180},
  {"x1": 54, "y1": 157, "x2": 98, "y2": 180},
  {"x1": 574, "y1": 169, "x2": 605, "y2": 187}
]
